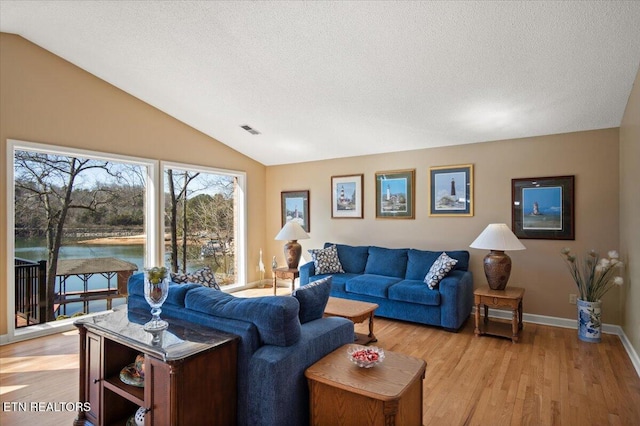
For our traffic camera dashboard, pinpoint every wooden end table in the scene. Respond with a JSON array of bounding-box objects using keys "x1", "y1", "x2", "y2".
[
  {"x1": 74, "y1": 307, "x2": 238, "y2": 425},
  {"x1": 305, "y1": 344, "x2": 426, "y2": 426},
  {"x1": 272, "y1": 267, "x2": 299, "y2": 295},
  {"x1": 474, "y1": 285, "x2": 525, "y2": 343},
  {"x1": 323, "y1": 297, "x2": 378, "y2": 345}
]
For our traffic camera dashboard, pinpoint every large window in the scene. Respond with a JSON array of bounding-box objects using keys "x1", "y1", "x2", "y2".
[
  {"x1": 7, "y1": 140, "x2": 245, "y2": 341},
  {"x1": 163, "y1": 162, "x2": 245, "y2": 287}
]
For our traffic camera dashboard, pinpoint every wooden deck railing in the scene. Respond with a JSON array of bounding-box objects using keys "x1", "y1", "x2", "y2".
[{"x1": 14, "y1": 258, "x2": 47, "y2": 328}]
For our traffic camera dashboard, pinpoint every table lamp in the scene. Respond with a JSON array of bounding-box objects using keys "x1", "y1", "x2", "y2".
[
  {"x1": 275, "y1": 221, "x2": 310, "y2": 269},
  {"x1": 469, "y1": 223, "x2": 526, "y2": 290}
]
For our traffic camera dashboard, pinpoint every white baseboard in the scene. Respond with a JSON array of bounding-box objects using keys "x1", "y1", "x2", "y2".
[{"x1": 477, "y1": 307, "x2": 640, "y2": 378}]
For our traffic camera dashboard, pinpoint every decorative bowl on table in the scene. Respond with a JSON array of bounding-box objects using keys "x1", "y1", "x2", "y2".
[{"x1": 347, "y1": 345, "x2": 385, "y2": 368}]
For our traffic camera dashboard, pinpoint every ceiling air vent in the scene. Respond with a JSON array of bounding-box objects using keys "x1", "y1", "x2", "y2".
[{"x1": 240, "y1": 124, "x2": 261, "y2": 135}]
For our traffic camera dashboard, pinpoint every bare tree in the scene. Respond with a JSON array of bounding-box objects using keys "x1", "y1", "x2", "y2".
[
  {"x1": 166, "y1": 169, "x2": 200, "y2": 273},
  {"x1": 14, "y1": 151, "x2": 125, "y2": 321},
  {"x1": 191, "y1": 188, "x2": 235, "y2": 274}
]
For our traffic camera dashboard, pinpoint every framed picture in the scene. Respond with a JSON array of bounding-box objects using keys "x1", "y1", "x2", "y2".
[
  {"x1": 429, "y1": 164, "x2": 474, "y2": 216},
  {"x1": 331, "y1": 174, "x2": 364, "y2": 218},
  {"x1": 512, "y1": 175, "x2": 575, "y2": 240},
  {"x1": 375, "y1": 169, "x2": 415, "y2": 219},
  {"x1": 281, "y1": 190, "x2": 310, "y2": 232}
]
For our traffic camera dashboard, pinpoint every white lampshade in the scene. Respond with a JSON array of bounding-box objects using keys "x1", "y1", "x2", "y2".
[
  {"x1": 275, "y1": 221, "x2": 310, "y2": 241},
  {"x1": 470, "y1": 224, "x2": 526, "y2": 251}
]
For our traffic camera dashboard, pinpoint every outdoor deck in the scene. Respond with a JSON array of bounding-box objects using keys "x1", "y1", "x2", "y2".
[{"x1": 14, "y1": 257, "x2": 138, "y2": 327}]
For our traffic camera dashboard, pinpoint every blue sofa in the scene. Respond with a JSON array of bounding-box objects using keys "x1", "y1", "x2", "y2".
[
  {"x1": 127, "y1": 274, "x2": 353, "y2": 426},
  {"x1": 300, "y1": 243, "x2": 473, "y2": 331}
]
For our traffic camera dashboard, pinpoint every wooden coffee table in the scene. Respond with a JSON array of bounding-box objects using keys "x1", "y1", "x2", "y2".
[
  {"x1": 323, "y1": 297, "x2": 378, "y2": 345},
  {"x1": 305, "y1": 344, "x2": 426, "y2": 426}
]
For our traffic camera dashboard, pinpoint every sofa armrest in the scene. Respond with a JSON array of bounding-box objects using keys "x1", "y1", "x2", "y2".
[
  {"x1": 439, "y1": 270, "x2": 474, "y2": 330},
  {"x1": 299, "y1": 261, "x2": 316, "y2": 285},
  {"x1": 246, "y1": 317, "x2": 353, "y2": 426}
]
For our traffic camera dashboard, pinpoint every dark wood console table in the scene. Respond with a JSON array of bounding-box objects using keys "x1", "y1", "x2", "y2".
[{"x1": 74, "y1": 306, "x2": 238, "y2": 425}]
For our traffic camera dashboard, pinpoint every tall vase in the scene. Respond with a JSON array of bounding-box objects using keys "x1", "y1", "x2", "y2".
[
  {"x1": 143, "y1": 270, "x2": 169, "y2": 331},
  {"x1": 577, "y1": 298, "x2": 602, "y2": 343}
]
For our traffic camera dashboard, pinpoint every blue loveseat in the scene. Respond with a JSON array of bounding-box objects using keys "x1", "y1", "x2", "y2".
[
  {"x1": 127, "y1": 274, "x2": 353, "y2": 426},
  {"x1": 300, "y1": 243, "x2": 473, "y2": 331}
]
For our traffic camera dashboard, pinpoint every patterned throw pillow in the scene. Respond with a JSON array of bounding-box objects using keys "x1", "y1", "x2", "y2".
[
  {"x1": 171, "y1": 266, "x2": 221, "y2": 290},
  {"x1": 424, "y1": 252, "x2": 458, "y2": 289},
  {"x1": 308, "y1": 244, "x2": 345, "y2": 275}
]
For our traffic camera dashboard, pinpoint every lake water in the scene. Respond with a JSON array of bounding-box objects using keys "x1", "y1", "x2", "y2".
[{"x1": 15, "y1": 238, "x2": 145, "y2": 317}]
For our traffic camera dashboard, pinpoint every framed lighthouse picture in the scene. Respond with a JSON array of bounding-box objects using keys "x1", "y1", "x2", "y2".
[
  {"x1": 331, "y1": 174, "x2": 364, "y2": 218},
  {"x1": 375, "y1": 169, "x2": 415, "y2": 219},
  {"x1": 429, "y1": 164, "x2": 474, "y2": 217}
]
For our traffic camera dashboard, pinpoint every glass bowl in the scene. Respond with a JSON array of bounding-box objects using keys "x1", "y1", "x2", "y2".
[{"x1": 347, "y1": 345, "x2": 385, "y2": 368}]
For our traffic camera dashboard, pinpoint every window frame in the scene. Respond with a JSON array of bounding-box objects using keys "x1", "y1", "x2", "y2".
[
  {"x1": 161, "y1": 160, "x2": 247, "y2": 289},
  {"x1": 5, "y1": 141, "x2": 248, "y2": 343}
]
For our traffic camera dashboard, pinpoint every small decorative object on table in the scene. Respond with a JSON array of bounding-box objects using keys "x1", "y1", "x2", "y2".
[
  {"x1": 258, "y1": 249, "x2": 266, "y2": 288},
  {"x1": 119, "y1": 364, "x2": 144, "y2": 387},
  {"x1": 134, "y1": 353, "x2": 145, "y2": 379},
  {"x1": 561, "y1": 248, "x2": 624, "y2": 343},
  {"x1": 134, "y1": 406, "x2": 147, "y2": 426},
  {"x1": 143, "y1": 266, "x2": 170, "y2": 331},
  {"x1": 347, "y1": 345, "x2": 385, "y2": 368}
]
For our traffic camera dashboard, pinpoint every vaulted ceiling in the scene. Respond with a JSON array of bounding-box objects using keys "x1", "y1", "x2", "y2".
[{"x1": 2, "y1": 1, "x2": 639, "y2": 165}]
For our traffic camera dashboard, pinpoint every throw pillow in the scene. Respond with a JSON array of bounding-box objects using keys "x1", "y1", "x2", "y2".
[
  {"x1": 171, "y1": 266, "x2": 221, "y2": 290},
  {"x1": 424, "y1": 252, "x2": 458, "y2": 289},
  {"x1": 308, "y1": 244, "x2": 345, "y2": 275},
  {"x1": 292, "y1": 276, "x2": 332, "y2": 324}
]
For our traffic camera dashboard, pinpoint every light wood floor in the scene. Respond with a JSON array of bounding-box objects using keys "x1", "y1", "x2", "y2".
[{"x1": 2, "y1": 289, "x2": 639, "y2": 425}]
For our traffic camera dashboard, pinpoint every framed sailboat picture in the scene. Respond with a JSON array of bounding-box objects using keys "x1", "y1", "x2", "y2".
[
  {"x1": 331, "y1": 174, "x2": 364, "y2": 218},
  {"x1": 512, "y1": 175, "x2": 574, "y2": 240}
]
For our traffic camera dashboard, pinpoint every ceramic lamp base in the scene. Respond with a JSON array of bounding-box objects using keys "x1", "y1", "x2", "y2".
[
  {"x1": 483, "y1": 250, "x2": 512, "y2": 290},
  {"x1": 284, "y1": 240, "x2": 302, "y2": 269}
]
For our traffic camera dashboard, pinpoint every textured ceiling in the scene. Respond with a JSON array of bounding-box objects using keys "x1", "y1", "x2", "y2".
[{"x1": 1, "y1": 1, "x2": 639, "y2": 166}]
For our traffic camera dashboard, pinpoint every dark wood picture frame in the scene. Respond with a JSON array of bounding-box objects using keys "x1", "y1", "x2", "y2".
[
  {"x1": 512, "y1": 175, "x2": 575, "y2": 240},
  {"x1": 429, "y1": 164, "x2": 474, "y2": 216},
  {"x1": 375, "y1": 169, "x2": 415, "y2": 219},
  {"x1": 281, "y1": 190, "x2": 310, "y2": 232},
  {"x1": 331, "y1": 174, "x2": 364, "y2": 219}
]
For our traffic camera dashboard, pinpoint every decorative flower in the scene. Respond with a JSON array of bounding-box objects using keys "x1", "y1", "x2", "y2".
[
  {"x1": 145, "y1": 266, "x2": 168, "y2": 284},
  {"x1": 561, "y1": 248, "x2": 624, "y2": 302}
]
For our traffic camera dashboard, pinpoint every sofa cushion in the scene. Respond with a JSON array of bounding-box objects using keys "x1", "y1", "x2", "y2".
[
  {"x1": 185, "y1": 287, "x2": 301, "y2": 347},
  {"x1": 364, "y1": 246, "x2": 408, "y2": 278},
  {"x1": 309, "y1": 273, "x2": 360, "y2": 294},
  {"x1": 405, "y1": 249, "x2": 470, "y2": 279},
  {"x1": 309, "y1": 245, "x2": 345, "y2": 274},
  {"x1": 345, "y1": 274, "x2": 402, "y2": 298},
  {"x1": 325, "y1": 243, "x2": 370, "y2": 274},
  {"x1": 424, "y1": 252, "x2": 458, "y2": 289},
  {"x1": 405, "y1": 249, "x2": 442, "y2": 280},
  {"x1": 293, "y1": 276, "x2": 332, "y2": 324},
  {"x1": 445, "y1": 250, "x2": 470, "y2": 272},
  {"x1": 388, "y1": 280, "x2": 441, "y2": 306},
  {"x1": 128, "y1": 273, "x2": 201, "y2": 307},
  {"x1": 170, "y1": 266, "x2": 220, "y2": 290}
]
